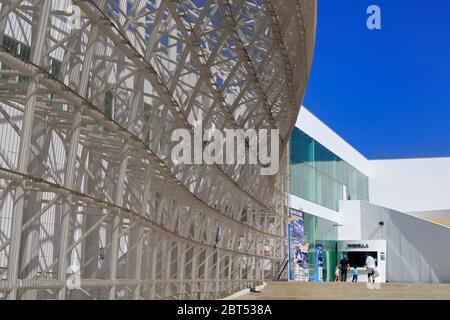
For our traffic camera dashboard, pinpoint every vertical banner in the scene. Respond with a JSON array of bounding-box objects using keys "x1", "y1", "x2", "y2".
[
  {"x1": 312, "y1": 245, "x2": 323, "y2": 282},
  {"x1": 288, "y1": 208, "x2": 309, "y2": 281}
]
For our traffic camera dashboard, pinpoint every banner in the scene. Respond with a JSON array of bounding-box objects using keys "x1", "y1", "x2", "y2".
[
  {"x1": 288, "y1": 208, "x2": 309, "y2": 281},
  {"x1": 312, "y1": 245, "x2": 323, "y2": 282}
]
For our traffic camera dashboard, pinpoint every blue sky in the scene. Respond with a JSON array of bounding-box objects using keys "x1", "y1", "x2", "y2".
[{"x1": 303, "y1": 0, "x2": 450, "y2": 159}]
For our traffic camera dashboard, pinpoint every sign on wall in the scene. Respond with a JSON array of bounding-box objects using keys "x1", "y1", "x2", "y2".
[{"x1": 288, "y1": 208, "x2": 309, "y2": 281}]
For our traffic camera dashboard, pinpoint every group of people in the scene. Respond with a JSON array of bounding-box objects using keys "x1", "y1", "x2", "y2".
[{"x1": 334, "y1": 254, "x2": 377, "y2": 283}]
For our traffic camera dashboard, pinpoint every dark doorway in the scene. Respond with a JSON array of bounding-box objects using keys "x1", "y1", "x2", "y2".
[{"x1": 347, "y1": 251, "x2": 377, "y2": 267}]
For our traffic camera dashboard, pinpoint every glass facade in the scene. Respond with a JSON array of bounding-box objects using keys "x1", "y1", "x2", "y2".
[
  {"x1": 290, "y1": 127, "x2": 369, "y2": 211},
  {"x1": 288, "y1": 210, "x2": 337, "y2": 282},
  {"x1": 303, "y1": 213, "x2": 337, "y2": 282}
]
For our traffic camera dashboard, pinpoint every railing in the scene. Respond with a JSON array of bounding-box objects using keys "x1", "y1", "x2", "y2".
[{"x1": 274, "y1": 256, "x2": 288, "y2": 280}]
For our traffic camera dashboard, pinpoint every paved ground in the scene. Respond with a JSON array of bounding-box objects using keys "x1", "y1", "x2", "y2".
[{"x1": 234, "y1": 281, "x2": 450, "y2": 300}]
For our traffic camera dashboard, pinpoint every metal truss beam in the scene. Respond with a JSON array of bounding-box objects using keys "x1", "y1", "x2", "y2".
[{"x1": 0, "y1": 0, "x2": 316, "y2": 300}]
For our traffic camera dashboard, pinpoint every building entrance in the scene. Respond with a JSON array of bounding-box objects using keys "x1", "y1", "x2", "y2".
[{"x1": 337, "y1": 240, "x2": 387, "y2": 283}]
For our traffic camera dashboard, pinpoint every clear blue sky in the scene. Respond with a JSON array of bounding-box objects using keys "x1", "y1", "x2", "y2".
[{"x1": 303, "y1": 0, "x2": 450, "y2": 159}]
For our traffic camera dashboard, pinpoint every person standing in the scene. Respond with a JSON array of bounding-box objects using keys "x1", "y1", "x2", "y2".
[
  {"x1": 365, "y1": 253, "x2": 376, "y2": 283},
  {"x1": 339, "y1": 255, "x2": 350, "y2": 282},
  {"x1": 334, "y1": 264, "x2": 340, "y2": 282},
  {"x1": 351, "y1": 266, "x2": 358, "y2": 282}
]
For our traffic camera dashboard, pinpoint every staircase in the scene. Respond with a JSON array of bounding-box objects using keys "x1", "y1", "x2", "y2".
[{"x1": 234, "y1": 281, "x2": 450, "y2": 300}]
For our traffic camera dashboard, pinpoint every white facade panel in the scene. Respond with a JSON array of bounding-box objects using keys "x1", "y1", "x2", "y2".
[
  {"x1": 369, "y1": 158, "x2": 450, "y2": 213},
  {"x1": 358, "y1": 201, "x2": 450, "y2": 283},
  {"x1": 290, "y1": 194, "x2": 339, "y2": 223},
  {"x1": 338, "y1": 201, "x2": 362, "y2": 240},
  {"x1": 339, "y1": 201, "x2": 450, "y2": 283}
]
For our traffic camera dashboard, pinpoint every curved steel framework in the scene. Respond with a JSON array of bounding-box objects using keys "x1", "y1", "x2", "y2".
[{"x1": 0, "y1": 0, "x2": 316, "y2": 299}]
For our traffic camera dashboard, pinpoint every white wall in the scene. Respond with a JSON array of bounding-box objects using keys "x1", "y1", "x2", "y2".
[
  {"x1": 338, "y1": 201, "x2": 362, "y2": 240},
  {"x1": 342, "y1": 201, "x2": 450, "y2": 283},
  {"x1": 296, "y1": 107, "x2": 371, "y2": 176},
  {"x1": 290, "y1": 194, "x2": 339, "y2": 223},
  {"x1": 369, "y1": 158, "x2": 450, "y2": 213}
]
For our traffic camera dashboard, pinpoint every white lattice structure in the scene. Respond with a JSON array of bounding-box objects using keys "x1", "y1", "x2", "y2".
[{"x1": 0, "y1": 0, "x2": 316, "y2": 299}]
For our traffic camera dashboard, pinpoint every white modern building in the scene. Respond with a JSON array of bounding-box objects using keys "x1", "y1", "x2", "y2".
[{"x1": 289, "y1": 107, "x2": 450, "y2": 283}]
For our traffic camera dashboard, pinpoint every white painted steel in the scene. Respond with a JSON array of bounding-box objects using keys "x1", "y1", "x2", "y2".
[{"x1": 0, "y1": 0, "x2": 316, "y2": 299}]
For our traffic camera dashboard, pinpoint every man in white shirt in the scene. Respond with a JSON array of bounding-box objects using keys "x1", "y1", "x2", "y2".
[{"x1": 365, "y1": 254, "x2": 376, "y2": 283}]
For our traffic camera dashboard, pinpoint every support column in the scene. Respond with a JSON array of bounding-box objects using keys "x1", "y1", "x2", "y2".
[
  {"x1": 108, "y1": 148, "x2": 129, "y2": 299},
  {"x1": 7, "y1": 0, "x2": 51, "y2": 300},
  {"x1": 57, "y1": 8, "x2": 104, "y2": 298},
  {"x1": 130, "y1": 164, "x2": 152, "y2": 299}
]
